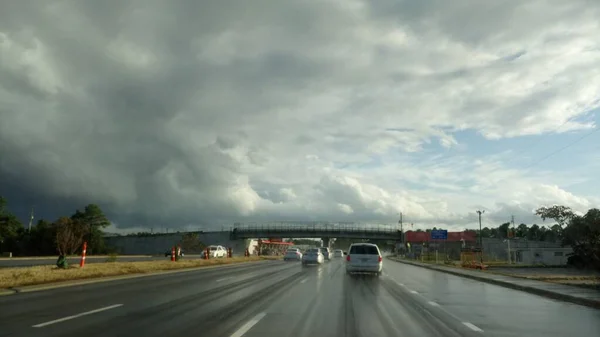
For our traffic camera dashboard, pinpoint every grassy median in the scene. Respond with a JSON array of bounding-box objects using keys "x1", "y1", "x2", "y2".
[{"x1": 0, "y1": 256, "x2": 282, "y2": 289}]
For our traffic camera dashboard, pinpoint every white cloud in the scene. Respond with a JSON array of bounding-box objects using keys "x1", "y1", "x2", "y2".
[{"x1": 0, "y1": 0, "x2": 599, "y2": 230}]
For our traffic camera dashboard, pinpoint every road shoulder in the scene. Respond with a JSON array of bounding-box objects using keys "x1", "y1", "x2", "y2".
[
  {"x1": 0, "y1": 260, "x2": 277, "y2": 296},
  {"x1": 388, "y1": 257, "x2": 600, "y2": 309}
]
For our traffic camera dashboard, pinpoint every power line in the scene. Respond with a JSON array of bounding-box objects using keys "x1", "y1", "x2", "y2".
[
  {"x1": 500, "y1": 117, "x2": 575, "y2": 167},
  {"x1": 519, "y1": 126, "x2": 600, "y2": 171},
  {"x1": 488, "y1": 125, "x2": 599, "y2": 187}
]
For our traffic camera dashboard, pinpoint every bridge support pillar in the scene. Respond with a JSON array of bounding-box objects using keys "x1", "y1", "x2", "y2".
[{"x1": 322, "y1": 237, "x2": 331, "y2": 248}]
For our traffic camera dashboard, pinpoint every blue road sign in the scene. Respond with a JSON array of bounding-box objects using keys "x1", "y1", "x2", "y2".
[{"x1": 430, "y1": 229, "x2": 448, "y2": 240}]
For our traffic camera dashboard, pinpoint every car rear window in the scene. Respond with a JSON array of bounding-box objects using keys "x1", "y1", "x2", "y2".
[{"x1": 349, "y1": 245, "x2": 379, "y2": 255}]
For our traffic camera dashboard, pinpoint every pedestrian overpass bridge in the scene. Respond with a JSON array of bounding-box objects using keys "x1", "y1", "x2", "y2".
[{"x1": 230, "y1": 223, "x2": 403, "y2": 244}]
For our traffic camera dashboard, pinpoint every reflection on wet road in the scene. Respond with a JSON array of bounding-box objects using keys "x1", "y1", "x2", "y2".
[{"x1": 1, "y1": 258, "x2": 599, "y2": 337}]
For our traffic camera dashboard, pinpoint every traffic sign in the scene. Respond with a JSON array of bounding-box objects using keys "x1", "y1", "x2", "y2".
[{"x1": 430, "y1": 229, "x2": 448, "y2": 240}]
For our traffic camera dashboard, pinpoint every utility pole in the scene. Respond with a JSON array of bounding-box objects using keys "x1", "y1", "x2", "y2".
[
  {"x1": 476, "y1": 210, "x2": 485, "y2": 264},
  {"x1": 28, "y1": 207, "x2": 34, "y2": 232},
  {"x1": 508, "y1": 215, "x2": 515, "y2": 264},
  {"x1": 510, "y1": 215, "x2": 515, "y2": 232}
]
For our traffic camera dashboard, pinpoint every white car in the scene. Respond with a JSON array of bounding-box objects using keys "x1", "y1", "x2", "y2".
[
  {"x1": 284, "y1": 248, "x2": 303, "y2": 261},
  {"x1": 302, "y1": 248, "x2": 324, "y2": 265},
  {"x1": 319, "y1": 247, "x2": 331, "y2": 260},
  {"x1": 203, "y1": 245, "x2": 227, "y2": 258},
  {"x1": 333, "y1": 249, "x2": 344, "y2": 258},
  {"x1": 346, "y1": 243, "x2": 383, "y2": 276}
]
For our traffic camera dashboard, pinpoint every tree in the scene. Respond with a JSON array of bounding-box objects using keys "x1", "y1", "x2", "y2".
[
  {"x1": 535, "y1": 205, "x2": 600, "y2": 270},
  {"x1": 71, "y1": 204, "x2": 110, "y2": 254},
  {"x1": 180, "y1": 232, "x2": 205, "y2": 253},
  {"x1": 481, "y1": 227, "x2": 491, "y2": 238},
  {"x1": 29, "y1": 219, "x2": 57, "y2": 255},
  {"x1": 516, "y1": 223, "x2": 528, "y2": 238},
  {"x1": 54, "y1": 217, "x2": 87, "y2": 255},
  {"x1": 527, "y1": 224, "x2": 541, "y2": 240},
  {"x1": 0, "y1": 197, "x2": 24, "y2": 253},
  {"x1": 535, "y1": 205, "x2": 575, "y2": 229},
  {"x1": 550, "y1": 224, "x2": 563, "y2": 241},
  {"x1": 498, "y1": 222, "x2": 510, "y2": 239},
  {"x1": 561, "y1": 208, "x2": 600, "y2": 269}
]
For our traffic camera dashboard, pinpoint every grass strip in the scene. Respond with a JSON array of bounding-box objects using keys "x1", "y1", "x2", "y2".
[{"x1": 0, "y1": 256, "x2": 281, "y2": 288}]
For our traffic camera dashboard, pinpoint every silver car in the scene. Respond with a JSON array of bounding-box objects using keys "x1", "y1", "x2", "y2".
[
  {"x1": 284, "y1": 248, "x2": 302, "y2": 261},
  {"x1": 333, "y1": 249, "x2": 344, "y2": 258},
  {"x1": 345, "y1": 243, "x2": 383, "y2": 276},
  {"x1": 302, "y1": 248, "x2": 324, "y2": 265}
]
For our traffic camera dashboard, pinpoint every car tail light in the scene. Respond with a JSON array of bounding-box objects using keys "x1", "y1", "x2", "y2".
[
  {"x1": 378, "y1": 256, "x2": 382, "y2": 262},
  {"x1": 346, "y1": 255, "x2": 350, "y2": 262}
]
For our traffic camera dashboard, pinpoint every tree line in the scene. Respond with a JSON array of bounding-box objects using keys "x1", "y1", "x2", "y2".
[
  {"x1": 411, "y1": 219, "x2": 562, "y2": 242},
  {"x1": 1, "y1": 196, "x2": 597, "y2": 268},
  {"x1": 535, "y1": 205, "x2": 599, "y2": 269},
  {"x1": 0, "y1": 197, "x2": 110, "y2": 256}
]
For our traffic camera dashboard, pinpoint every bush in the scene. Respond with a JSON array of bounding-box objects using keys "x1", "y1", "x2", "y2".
[{"x1": 105, "y1": 253, "x2": 118, "y2": 263}]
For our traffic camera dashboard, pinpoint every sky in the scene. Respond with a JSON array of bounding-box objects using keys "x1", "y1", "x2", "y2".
[{"x1": 1, "y1": 0, "x2": 599, "y2": 234}]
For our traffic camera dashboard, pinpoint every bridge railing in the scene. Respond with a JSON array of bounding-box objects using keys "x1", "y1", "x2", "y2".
[{"x1": 232, "y1": 223, "x2": 401, "y2": 234}]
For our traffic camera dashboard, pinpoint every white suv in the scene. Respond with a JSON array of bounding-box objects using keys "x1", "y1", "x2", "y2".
[
  {"x1": 203, "y1": 245, "x2": 227, "y2": 258},
  {"x1": 345, "y1": 243, "x2": 383, "y2": 276}
]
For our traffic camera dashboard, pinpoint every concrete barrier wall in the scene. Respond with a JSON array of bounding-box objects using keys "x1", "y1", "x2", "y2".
[{"x1": 105, "y1": 232, "x2": 250, "y2": 256}]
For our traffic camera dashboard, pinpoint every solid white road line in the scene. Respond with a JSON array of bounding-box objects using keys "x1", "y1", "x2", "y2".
[
  {"x1": 230, "y1": 312, "x2": 267, "y2": 337},
  {"x1": 428, "y1": 301, "x2": 440, "y2": 307},
  {"x1": 393, "y1": 280, "x2": 406, "y2": 287},
  {"x1": 216, "y1": 277, "x2": 232, "y2": 282},
  {"x1": 462, "y1": 322, "x2": 484, "y2": 332},
  {"x1": 409, "y1": 290, "x2": 418, "y2": 294},
  {"x1": 32, "y1": 304, "x2": 124, "y2": 328},
  {"x1": 300, "y1": 278, "x2": 308, "y2": 284}
]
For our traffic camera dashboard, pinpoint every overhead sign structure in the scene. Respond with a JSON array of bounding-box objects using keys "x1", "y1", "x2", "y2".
[{"x1": 430, "y1": 229, "x2": 448, "y2": 240}]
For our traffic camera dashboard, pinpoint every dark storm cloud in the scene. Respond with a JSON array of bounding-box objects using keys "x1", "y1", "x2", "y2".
[{"x1": 1, "y1": 0, "x2": 598, "y2": 230}]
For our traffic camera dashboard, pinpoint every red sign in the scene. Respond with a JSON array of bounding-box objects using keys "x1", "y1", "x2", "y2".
[{"x1": 404, "y1": 231, "x2": 476, "y2": 243}]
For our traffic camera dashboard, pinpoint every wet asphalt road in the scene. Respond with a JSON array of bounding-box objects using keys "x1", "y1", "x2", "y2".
[{"x1": 1, "y1": 258, "x2": 599, "y2": 337}]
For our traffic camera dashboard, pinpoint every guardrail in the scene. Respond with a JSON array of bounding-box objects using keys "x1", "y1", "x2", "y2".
[{"x1": 232, "y1": 223, "x2": 401, "y2": 234}]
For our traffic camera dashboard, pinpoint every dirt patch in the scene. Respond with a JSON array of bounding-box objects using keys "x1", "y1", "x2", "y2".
[
  {"x1": 0, "y1": 256, "x2": 281, "y2": 288},
  {"x1": 490, "y1": 267, "x2": 600, "y2": 277}
]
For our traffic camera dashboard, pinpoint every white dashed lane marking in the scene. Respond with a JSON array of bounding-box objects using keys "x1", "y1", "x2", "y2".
[
  {"x1": 33, "y1": 304, "x2": 124, "y2": 328},
  {"x1": 462, "y1": 322, "x2": 484, "y2": 332},
  {"x1": 230, "y1": 312, "x2": 267, "y2": 337}
]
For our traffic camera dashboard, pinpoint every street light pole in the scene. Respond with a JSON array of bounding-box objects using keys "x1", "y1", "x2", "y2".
[
  {"x1": 28, "y1": 206, "x2": 34, "y2": 232},
  {"x1": 399, "y1": 212, "x2": 403, "y2": 237},
  {"x1": 476, "y1": 210, "x2": 485, "y2": 264}
]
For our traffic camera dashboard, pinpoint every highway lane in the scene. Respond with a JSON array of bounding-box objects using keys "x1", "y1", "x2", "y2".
[{"x1": 1, "y1": 258, "x2": 599, "y2": 337}]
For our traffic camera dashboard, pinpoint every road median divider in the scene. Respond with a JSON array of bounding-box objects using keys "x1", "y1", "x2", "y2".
[
  {"x1": 0, "y1": 256, "x2": 282, "y2": 292},
  {"x1": 0, "y1": 255, "x2": 153, "y2": 261},
  {"x1": 387, "y1": 256, "x2": 600, "y2": 309}
]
